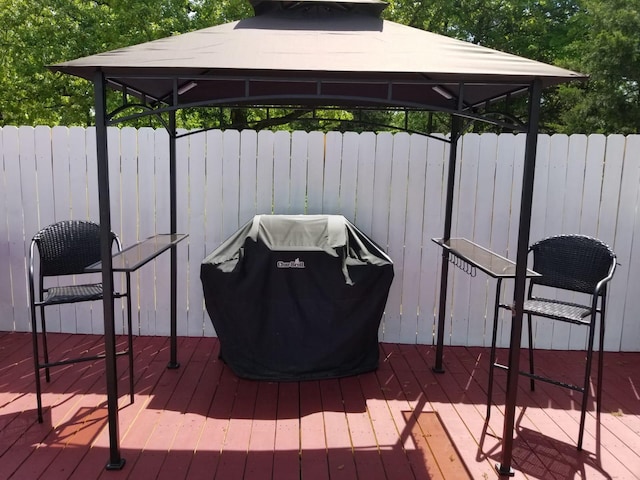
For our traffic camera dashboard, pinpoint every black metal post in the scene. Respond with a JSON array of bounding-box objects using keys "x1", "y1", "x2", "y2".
[
  {"x1": 433, "y1": 114, "x2": 462, "y2": 373},
  {"x1": 94, "y1": 71, "x2": 125, "y2": 470},
  {"x1": 496, "y1": 78, "x2": 542, "y2": 477},
  {"x1": 167, "y1": 95, "x2": 180, "y2": 369}
]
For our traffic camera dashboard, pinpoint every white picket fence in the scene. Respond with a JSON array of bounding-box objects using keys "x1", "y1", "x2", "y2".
[{"x1": 1, "y1": 126, "x2": 639, "y2": 351}]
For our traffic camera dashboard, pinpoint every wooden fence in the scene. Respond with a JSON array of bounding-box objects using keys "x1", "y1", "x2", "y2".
[{"x1": 1, "y1": 126, "x2": 639, "y2": 351}]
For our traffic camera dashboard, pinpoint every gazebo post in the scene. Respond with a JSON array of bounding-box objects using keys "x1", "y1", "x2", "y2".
[
  {"x1": 497, "y1": 78, "x2": 542, "y2": 476},
  {"x1": 433, "y1": 114, "x2": 462, "y2": 373},
  {"x1": 93, "y1": 71, "x2": 125, "y2": 470},
  {"x1": 167, "y1": 97, "x2": 180, "y2": 369}
]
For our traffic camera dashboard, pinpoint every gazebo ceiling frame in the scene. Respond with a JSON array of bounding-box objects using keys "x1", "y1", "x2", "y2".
[{"x1": 104, "y1": 74, "x2": 531, "y2": 136}]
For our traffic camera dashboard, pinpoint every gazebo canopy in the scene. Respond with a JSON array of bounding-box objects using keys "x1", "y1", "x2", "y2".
[
  {"x1": 48, "y1": 0, "x2": 587, "y2": 475},
  {"x1": 50, "y1": 0, "x2": 584, "y2": 116}
]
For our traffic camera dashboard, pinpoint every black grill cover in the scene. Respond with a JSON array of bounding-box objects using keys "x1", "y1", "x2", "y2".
[{"x1": 201, "y1": 214, "x2": 394, "y2": 381}]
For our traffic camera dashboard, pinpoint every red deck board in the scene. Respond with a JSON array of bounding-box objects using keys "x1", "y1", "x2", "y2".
[
  {"x1": 186, "y1": 365, "x2": 239, "y2": 479},
  {"x1": 243, "y1": 381, "x2": 278, "y2": 480},
  {"x1": 214, "y1": 378, "x2": 260, "y2": 480},
  {"x1": 408, "y1": 344, "x2": 512, "y2": 479},
  {"x1": 339, "y1": 375, "x2": 387, "y2": 480},
  {"x1": 96, "y1": 338, "x2": 192, "y2": 480},
  {"x1": 126, "y1": 337, "x2": 209, "y2": 480},
  {"x1": 300, "y1": 380, "x2": 330, "y2": 480},
  {"x1": 272, "y1": 382, "x2": 300, "y2": 480},
  {"x1": 384, "y1": 343, "x2": 467, "y2": 480},
  {"x1": 155, "y1": 338, "x2": 222, "y2": 480},
  {"x1": 1, "y1": 333, "x2": 639, "y2": 480},
  {"x1": 358, "y1": 359, "x2": 417, "y2": 479},
  {"x1": 376, "y1": 344, "x2": 435, "y2": 480},
  {"x1": 319, "y1": 379, "x2": 358, "y2": 480}
]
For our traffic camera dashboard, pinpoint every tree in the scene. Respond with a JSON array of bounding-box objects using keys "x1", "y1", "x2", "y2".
[
  {"x1": 1, "y1": 0, "x2": 105, "y2": 125},
  {"x1": 553, "y1": 0, "x2": 640, "y2": 133},
  {"x1": 0, "y1": 0, "x2": 215, "y2": 126}
]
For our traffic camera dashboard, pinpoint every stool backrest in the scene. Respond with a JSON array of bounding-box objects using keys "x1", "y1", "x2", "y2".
[
  {"x1": 32, "y1": 220, "x2": 115, "y2": 277},
  {"x1": 529, "y1": 234, "x2": 616, "y2": 295}
]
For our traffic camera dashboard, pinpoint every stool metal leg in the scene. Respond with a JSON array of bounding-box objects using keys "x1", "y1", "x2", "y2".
[
  {"x1": 126, "y1": 272, "x2": 134, "y2": 403},
  {"x1": 30, "y1": 303, "x2": 44, "y2": 423},
  {"x1": 486, "y1": 278, "x2": 503, "y2": 420}
]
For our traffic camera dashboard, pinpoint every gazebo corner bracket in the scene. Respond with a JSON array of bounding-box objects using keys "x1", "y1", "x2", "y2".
[{"x1": 106, "y1": 103, "x2": 170, "y2": 132}]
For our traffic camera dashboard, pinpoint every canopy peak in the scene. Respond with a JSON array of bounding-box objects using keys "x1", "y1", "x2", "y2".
[{"x1": 249, "y1": 0, "x2": 388, "y2": 17}]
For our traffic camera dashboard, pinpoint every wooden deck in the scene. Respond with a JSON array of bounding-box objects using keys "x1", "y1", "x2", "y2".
[{"x1": 1, "y1": 332, "x2": 638, "y2": 479}]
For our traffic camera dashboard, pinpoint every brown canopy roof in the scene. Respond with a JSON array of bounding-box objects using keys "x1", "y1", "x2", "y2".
[{"x1": 49, "y1": 0, "x2": 585, "y2": 111}]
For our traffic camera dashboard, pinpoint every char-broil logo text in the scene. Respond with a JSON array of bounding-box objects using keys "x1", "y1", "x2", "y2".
[{"x1": 277, "y1": 258, "x2": 305, "y2": 269}]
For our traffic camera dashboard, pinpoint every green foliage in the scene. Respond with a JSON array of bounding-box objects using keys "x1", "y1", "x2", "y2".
[
  {"x1": 1, "y1": 0, "x2": 104, "y2": 124},
  {"x1": 1, "y1": 0, "x2": 639, "y2": 133},
  {"x1": 0, "y1": 0, "x2": 216, "y2": 125},
  {"x1": 553, "y1": 0, "x2": 640, "y2": 133},
  {"x1": 189, "y1": 0, "x2": 252, "y2": 28}
]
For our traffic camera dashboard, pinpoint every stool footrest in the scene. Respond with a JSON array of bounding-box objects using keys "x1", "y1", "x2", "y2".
[
  {"x1": 39, "y1": 349, "x2": 130, "y2": 370},
  {"x1": 492, "y1": 362, "x2": 584, "y2": 392}
]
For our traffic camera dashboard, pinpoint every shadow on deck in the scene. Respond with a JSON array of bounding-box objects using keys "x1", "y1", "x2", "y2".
[{"x1": 1, "y1": 332, "x2": 638, "y2": 479}]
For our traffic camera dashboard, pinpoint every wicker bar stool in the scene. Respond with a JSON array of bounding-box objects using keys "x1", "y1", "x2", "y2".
[
  {"x1": 488, "y1": 234, "x2": 617, "y2": 450},
  {"x1": 28, "y1": 220, "x2": 133, "y2": 422}
]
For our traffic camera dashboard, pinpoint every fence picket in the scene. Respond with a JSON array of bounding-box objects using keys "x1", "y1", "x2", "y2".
[
  {"x1": 323, "y1": 132, "x2": 342, "y2": 214},
  {"x1": 5, "y1": 127, "x2": 30, "y2": 330},
  {"x1": 581, "y1": 135, "x2": 606, "y2": 237},
  {"x1": 187, "y1": 133, "x2": 207, "y2": 336},
  {"x1": 0, "y1": 128, "x2": 12, "y2": 331},
  {"x1": 17, "y1": 127, "x2": 38, "y2": 304},
  {"x1": 290, "y1": 131, "x2": 308, "y2": 215},
  {"x1": 605, "y1": 135, "x2": 637, "y2": 352},
  {"x1": 417, "y1": 136, "x2": 446, "y2": 344},
  {"x1": 152, "y1": 129, "x2": 171, "y2": 337},
  {"x1": 450, "y1": 133, "x2": 479, "y2": 346},
  {"x1": 273, "y1": 130, "x2": 291, "y2": 215},
  {"x1": 371, "y1": 132, "x2": 393, "y2": 337},
  {"x1": 471, "y1": 133, "x2": 498, "y2": 347},
  {"x1": 306, "y1": 131, "x2": 325, "y2": 216},
  {"x1": 340, "y1": 132, "x2": 359, "y2": 223},
  {"x1": 399, "y1": 134, "x2": 428, "y2": 344},
  {"x1": 175, "y1": 132, "x2": 190, "y2": 337},
  {"x1": 565, "y1": 134, "x2": 590, "y2": 350},
  {"x1": 119, "y1": 127, "x2": 139, "y2": 336},
  {"x1": 239, "y1": 129, "x2": 258, "y2": 224},
  {"x1": 137, "y1": 127, "x2": 156, "y2": 336},
  {"x1": 384, "y1": 132, "x2": 410, "y2": 342},
  {"x1": 492, "y1": 134, "x2": 518, "y2": 349},
  {"x1": 620, "y1": 137, "x2": 640, "y2": 350},
  {"x1": 354, "y1": 132, "x2": 376, "y2": 236},
  {"x1": 255, "y1": 130, "x2": 274, "y2": 217},
  {"x1": 598, "y1": 135, "x2": 626, "y2": 351}
]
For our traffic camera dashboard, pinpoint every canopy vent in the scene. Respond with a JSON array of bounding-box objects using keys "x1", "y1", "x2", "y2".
[{"x1": 250, "y1": 0, "x2": 388, "y2": 17}]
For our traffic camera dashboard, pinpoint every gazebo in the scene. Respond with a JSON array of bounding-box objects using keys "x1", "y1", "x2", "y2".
[{"x1": 49, "y1": 0, "x2": 586, "y2": 475}]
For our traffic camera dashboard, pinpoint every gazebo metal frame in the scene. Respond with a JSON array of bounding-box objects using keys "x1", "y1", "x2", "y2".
[{"x1": 49, "y1": 0, "x2": 585, "y2": 475}]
